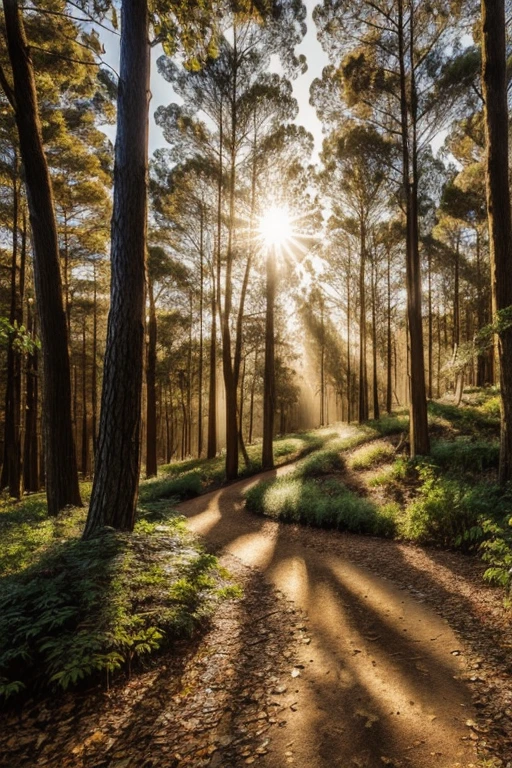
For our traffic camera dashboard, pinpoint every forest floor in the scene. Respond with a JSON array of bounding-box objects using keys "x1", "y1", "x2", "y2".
[{"x1": 2, "y1": 402, "x2": 512, "y2": 768}]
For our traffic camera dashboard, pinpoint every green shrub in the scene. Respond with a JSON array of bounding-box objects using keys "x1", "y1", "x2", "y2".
[
  {"x1": 139, "y1": 471, "x2": 203, "y2": 503},
  {"x1": 427, "y1": 400, "x2": 499, "y2": 434},
  {"x1": 402, "y1": 467, "x2": 506, "y2": 549},
  {"x1": 244, "y1": 477, "x2": 396, "y2": 537},
  {"x1": 0, "y1": 518, "x2": 230, "y2": 702},
  {"x1": 295, "y1": 449, "x2": 345, "y2": 478},
  {"x1": 367, "y1": 414, "x2": 409, "y2": 436},
  {"x1": 430, "y1": 439, "x2": 499, "y2": 473},
  {"x1": 349, "y1": 443, "x2": 396, "y2": 471}
]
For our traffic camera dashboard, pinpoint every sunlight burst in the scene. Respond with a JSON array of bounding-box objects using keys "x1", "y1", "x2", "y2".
[{"x1": 259, "y1": 206, "x2": 293, "y2": 247}]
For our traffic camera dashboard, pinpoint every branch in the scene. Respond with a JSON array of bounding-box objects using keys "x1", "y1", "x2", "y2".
[{"x1": 0, "y1": 61, "x2": 16, "y2": 109}]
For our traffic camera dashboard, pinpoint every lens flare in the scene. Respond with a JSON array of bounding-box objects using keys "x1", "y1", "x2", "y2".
[{"x1": 259, "y1": 206, "x2": 293, "y2": 247}]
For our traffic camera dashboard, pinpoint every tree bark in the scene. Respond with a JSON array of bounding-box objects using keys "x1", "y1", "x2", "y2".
[
  {"x1": 3, "y1": 0, "x2": 82, "y2": 513},
  {"x1": 398, "y1": 0, "x2": 429, "y2": 456},
  {"x1": 83, "y1": 0, "x2": 150, "y2": 536},
  {"x1": 481, "y1": 0, "x2": 512, "y2": 484}
]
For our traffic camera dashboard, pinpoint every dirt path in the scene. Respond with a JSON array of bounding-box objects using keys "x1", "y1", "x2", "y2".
[{"x1": 179, "y1": 464, "x2": 481, "y2": 768}]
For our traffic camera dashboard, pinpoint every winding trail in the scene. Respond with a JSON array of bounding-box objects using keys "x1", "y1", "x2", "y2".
[{"x1": 179, "y1": 461, "x2": 477, "y2": 768}]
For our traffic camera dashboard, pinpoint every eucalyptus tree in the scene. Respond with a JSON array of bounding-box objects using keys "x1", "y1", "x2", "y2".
[
  {"x1": 150, "y1": 154, "x2": 215, "y2": 466},
  {"x1": 84, "y1": 0, "x2": 220, "y2": 537},
  {"x1": 0, "y1": 0, "x2": 107, "y2": 511},
  {"x1": 157, "y1": 6, "x2": 306, "y2": 480},
  {"x1": 481, "y1": 0, "x2": 512, "y2": 484},
  {"x1": 313, "y1": 0, "x2": 470, "y2": 455},
  {"x1": 320, "y1": 123, "x2": 391, "y2": 422}
]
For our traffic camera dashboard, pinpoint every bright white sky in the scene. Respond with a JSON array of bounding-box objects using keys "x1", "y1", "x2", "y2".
[{"x1": 101, "y1": 0, "x2": 329, "y2": 160}]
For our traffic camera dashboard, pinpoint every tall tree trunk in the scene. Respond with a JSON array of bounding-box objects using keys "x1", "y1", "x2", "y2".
[
  {"x1": 207, "y1": 272, "x2": 217, "y2": 458},
  {"x1": 248, "y1": 348, "x2": 257, "y2": 444},
  {"x1": 320, "y1": 297, "x2": 325, "y2": 426},
  {"x1": 481, "y1": 0, "x2": 512, "y2": 484},
  {"x1": 346, "y1": 247, "x2": 352, "y2": 423},
  {"x1": 1, "y1": 170, "x2": 22, "y2": 497},
  {"x1": 427, "y1": 247, "x2": 433, "y2": 400},
  {"x1": 84, "y1": 0, "x2": 150, "y2": 536},
  {"x1": 145, "y1": 278, "x2": 157, "y2": 477},
  {"x1": 197, "y1": 211, "x2": 204, "y2": 458},
  {"x1": 23, "y1": 298, "x2": 39, "y2": 491},
  {"x1": 398, "y1": 0, "x2": 429, "y2": 456},
  {"x1": 81, "y1": 316, "x2": 89, "y2": 477},
  {"x1": 2, "y1": 0, "x2": 82, "y2": 514},
  {"x1": 91, "y1": 261, "x2": 98, "y2": 455},
  {"x1": 358, "y1": 220, "x2": 368, "y2": 422},
  {"x1": 371, "y1": 254, "x2": 380, "y2": 420},
  {"x1": 262, "y1": 245, "x2": 276, "y2": 470},
  {"x1": 386, "y1": 245, "x2": 393, "y2": 413}
]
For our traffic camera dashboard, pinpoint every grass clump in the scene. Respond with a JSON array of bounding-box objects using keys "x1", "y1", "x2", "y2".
[
  {"x1": 427, "y1": 400, "x2": 500, "y2": 435},
  {"x1": 349, "y1": 443, "x2": 396, "y2": 471},
  {"x1": 295, "y1": 449, "x2": 344, "y2": 478},
  {"x1": 245, "y1": 476, "x2": 396, "y2": 537},
  {"x1": 367, "y1": 413, "x2": 409, "y2": 436},
  {"x1": 139, "y1": 471, "x2": 203, "y2": 503}
]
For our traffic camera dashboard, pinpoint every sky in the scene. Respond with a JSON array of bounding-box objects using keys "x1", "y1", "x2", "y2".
[{"x1": 100, "y1": 0, "x2": 329, "y2": 160}]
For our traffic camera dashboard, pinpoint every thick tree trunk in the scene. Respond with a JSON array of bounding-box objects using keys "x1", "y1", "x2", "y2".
[
  {"x1": 83, "y1": 0, "x2": 150, "y2": 536},
  {"x1": 481, "y1": 0, "x2": 512, "y2": 484},
  {"x1": 398, "y1": 0, "x2": 429, "y2": 456},
  {"x1": 145, "y1": 279, "x2": 157, "y2": 477},
  {"x1": 3, "y1": 0, "x2": 82, "y2": 514},
  {"x1": 262, "y1": 245, "x2": 276, "y2": 469}
]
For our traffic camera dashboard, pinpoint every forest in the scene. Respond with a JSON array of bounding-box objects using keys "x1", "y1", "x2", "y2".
[{"x1": 1, "y1": 0, "x2": 512, "y2": 766}]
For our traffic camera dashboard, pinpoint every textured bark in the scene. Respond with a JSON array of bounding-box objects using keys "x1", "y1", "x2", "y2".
[
  {"x1": 481, "y1": 0, "x2": 512, "y2": 484},
  {"x1": 83, "y1": 0, "x2": 150, "y2": 536},
  {"x1": 398, "y1": 0, "x2": 429, "y2": 456},
  {"x1": 262, "y1": 246, "x2": 276, "y2": 470},
  {"x1": 3, "y1": 0, "x2": 81, "y2": 513}
]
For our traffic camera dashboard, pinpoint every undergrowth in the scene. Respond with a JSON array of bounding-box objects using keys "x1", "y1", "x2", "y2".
[
  {"x1": 0, "y1": 493, "x2": 238, "y2": 704},
  {"x1": 245, "y1": 476, "x2": 397, "y2": 537}
]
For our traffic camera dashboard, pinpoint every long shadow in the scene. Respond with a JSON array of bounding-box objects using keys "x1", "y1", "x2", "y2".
[{"x1": 177, "y1": 478, "x2": 479, "y2": 766}]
